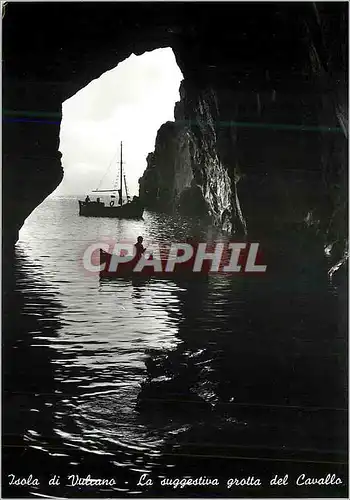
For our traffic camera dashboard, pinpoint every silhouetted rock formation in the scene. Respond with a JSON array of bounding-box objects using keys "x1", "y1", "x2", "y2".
[{"x1": 3, "y1": 3, "x2": 347, "y2": 272}]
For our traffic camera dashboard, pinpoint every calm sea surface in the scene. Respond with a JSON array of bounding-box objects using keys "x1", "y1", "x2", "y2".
[{"x1": 3, "y1": 197, "x2": 347, "y2": 497}]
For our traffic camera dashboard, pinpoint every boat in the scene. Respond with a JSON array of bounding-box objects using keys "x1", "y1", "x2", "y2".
[
  {"x1": 99, "y1": 249, "x2": 210, "y2": 280},
  {"x1": 78, "y1": 141, "x2": 144, "y2": 219}
]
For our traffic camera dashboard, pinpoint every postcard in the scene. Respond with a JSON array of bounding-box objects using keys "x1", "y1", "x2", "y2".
[{"x1": 2, "y1": 1, "x2": 348, "y2": 498}]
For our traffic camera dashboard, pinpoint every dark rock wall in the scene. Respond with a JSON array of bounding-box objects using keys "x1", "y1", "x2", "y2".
[
  {"x1": 3, "y1": 2, "x2": 348, "y2": 272},
  {"x1": 138, "y1": 3, "x2": 348, "y2": 270}
]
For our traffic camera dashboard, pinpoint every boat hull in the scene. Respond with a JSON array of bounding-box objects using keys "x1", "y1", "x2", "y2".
[
  {"x1": 78, "y1": 200, "x2": 144, "y2": 219},
  {"x1": 99, "y1": 250, "x2": 210, "y2": 280}
]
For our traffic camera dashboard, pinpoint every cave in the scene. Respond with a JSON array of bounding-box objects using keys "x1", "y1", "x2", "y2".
[{"x1": 3, "y1": 2, "x2": 348, "y2": 276}]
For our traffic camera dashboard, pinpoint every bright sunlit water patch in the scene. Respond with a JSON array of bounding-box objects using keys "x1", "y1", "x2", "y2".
[{"x1": 55, "y1": 47, "x2": 183, "y2": 197}]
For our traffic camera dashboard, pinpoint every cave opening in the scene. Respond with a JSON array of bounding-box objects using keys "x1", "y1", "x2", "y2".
[{"x1": 53, "y1": 47, "x2": 183, "y2": 200}]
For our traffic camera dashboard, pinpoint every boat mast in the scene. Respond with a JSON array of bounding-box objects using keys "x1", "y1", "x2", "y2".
[{"x1": 120, "y1": 141, "x2": 123, "y2": 206}]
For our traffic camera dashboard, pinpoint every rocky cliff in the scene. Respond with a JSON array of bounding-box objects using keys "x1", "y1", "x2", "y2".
[
  {"x1": 3, "y1": 2, "x2": 348, "y2": 274},
  {"x1": 139, "y1": 89, "x2": 245, "y2": 234}
]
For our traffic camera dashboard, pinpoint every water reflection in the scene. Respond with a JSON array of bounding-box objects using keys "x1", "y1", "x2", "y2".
[
  {"x1": 133, "y1": 269, "x2": 347, "y2": 495},
  {"x1": 3, "y1": 248, "x2": 64, "y2": 497},
  {"x1": 2, "y1": 197, "x2": 347, "y2": 497}
]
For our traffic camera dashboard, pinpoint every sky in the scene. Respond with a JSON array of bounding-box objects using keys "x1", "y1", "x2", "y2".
[{"x1": 52, "y1": 48, "x2": 183, "y2": 197}]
